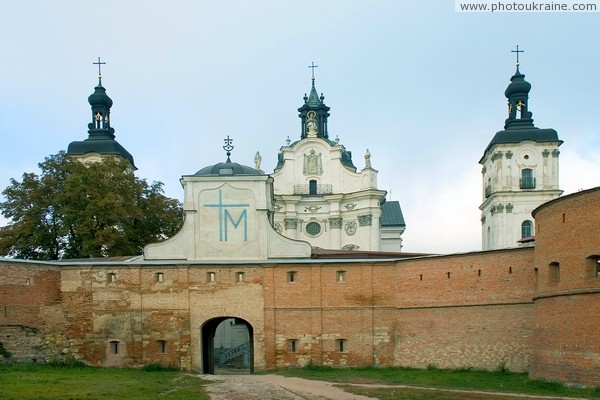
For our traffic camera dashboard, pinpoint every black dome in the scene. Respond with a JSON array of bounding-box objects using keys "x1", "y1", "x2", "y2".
[
  {"x1": 88, "y1": 84, "x2": 113, "y2": 108},
  {"x1": 194, "y1": 161, "x2": 262, "y2": 176}
]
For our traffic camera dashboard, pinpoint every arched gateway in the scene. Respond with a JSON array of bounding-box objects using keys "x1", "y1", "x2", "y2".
[{"x1": 201, "y1": 317, "x2": 254, "y2": 374}]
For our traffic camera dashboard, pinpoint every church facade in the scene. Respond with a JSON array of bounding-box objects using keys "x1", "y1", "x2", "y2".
[
  {"x1": 270, "y1": 77, "x2": 405, "y2": 252},
  {"x1": 1, "y1": 63, "x2": 600, "y2": 387}
]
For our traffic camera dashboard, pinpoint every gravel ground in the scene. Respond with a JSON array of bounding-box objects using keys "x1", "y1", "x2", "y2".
[
  {"x1": 201, "y1": 374, "x2": 589, "y2": 400},
  {"x1": 202, "y1": 374, "x2": 373, "y2": 400}
]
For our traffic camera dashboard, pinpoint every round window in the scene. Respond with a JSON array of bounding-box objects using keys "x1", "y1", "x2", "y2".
[{"x1": 306, "y1": 221, "x2": 321, "y2": 236}]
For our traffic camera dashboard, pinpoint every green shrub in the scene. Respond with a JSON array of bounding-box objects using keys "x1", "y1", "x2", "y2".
[
  {"x1": 495, "y1": 361, "x2": 510, "y2": 374},
  {"x1": 142, "y1": 363, "x2": 179, "y2": 372},
  {"x1": 0, "y1": 347, "x2": 12, "y2": 358}
]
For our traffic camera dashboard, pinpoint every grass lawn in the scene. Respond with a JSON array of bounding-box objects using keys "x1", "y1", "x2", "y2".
[
  {"x1": 0, "y1": 363, "x2": 210, "y2": 400},
  {"x1": 274, "y1": 365, "x2": 600, "y2": 399}
]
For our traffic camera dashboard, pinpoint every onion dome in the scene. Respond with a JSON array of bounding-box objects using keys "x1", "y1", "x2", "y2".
[
  {"x1": 504, "y1": 66, "x2": 531, "y2": 99},
  {"x1": 88, "y1": 83, "x2": 113, "y2": 108}
]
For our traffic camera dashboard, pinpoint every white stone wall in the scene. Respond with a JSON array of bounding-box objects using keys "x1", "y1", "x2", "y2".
[
  {"x1": 480, "y1": 141, "x2": 562, "y2": 250},
  {"x1": 272, "y1": 138, "x2": 386, "y2": 251}
]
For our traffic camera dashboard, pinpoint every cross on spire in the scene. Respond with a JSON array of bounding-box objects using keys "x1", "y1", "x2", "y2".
[
  {"x1": 308, "y1": 62, "x2": 318, "y2": 81},
  {"x1": 93, "y1": 57, "x2": 106, "y2": 84},
  {"x1": 511, "y1": 45, "x2": 524, "y2": 66}
]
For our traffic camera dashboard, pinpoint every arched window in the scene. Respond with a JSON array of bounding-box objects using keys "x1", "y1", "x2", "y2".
[
  {"x1": 520, "y1": 168, "x2": 535, "y2": 189},
  {"x1": 521, "y1": 220, "x2": 533, "y2": 239}
]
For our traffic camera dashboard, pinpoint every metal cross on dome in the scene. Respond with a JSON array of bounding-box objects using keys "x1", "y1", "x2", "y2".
[
  {"x1": 511, "y1": 45, "x2": 524, "y2": 66},
  {"x1": 223, "y1": 136, "x2": 234, "y2": 161},
  {"x1": 93, "y1": 57, "x2": 106, "y2": 84}
]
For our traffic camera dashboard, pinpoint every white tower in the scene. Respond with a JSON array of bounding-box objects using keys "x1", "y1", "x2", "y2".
[{"x1": 480, "y1": 55, "x2": 562, "y2": 250}]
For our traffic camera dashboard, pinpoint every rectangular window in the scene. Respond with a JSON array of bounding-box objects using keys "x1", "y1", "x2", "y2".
[
  {"x1": 289, "y1": 340, "x2": 297, "y2": 353},
  {"x1": 587, "y1": 256, "x2": 600, "y2": 278},
  {"x1": 109, "y1": 341, "x2": 119, "y2": 355},
  {"x1": 520, "y1": 168, "x2": 536, "y2": 189},
  {"x1": 207, "y1": 272, "x2": 216, "y2": 283},
  {"x1": 107, "y1": 273, "x2": 117, "y2": 283},
  {"x1": 154, "y1": 272, "x2": 164, "y2": 283},
  {"x1": 236, "y1": 272, "x2": 244, "y2": 283},
  {"x1": 157, "y1": 340, "x2": 167, "y2": 354},
  {"x1": 287, "y1": 271, "x2": 297, "y2": 283},
  {"x1": 336, "y1": 339, "x2": 347, "y2": 352},
  {"x1": 336, "y1": 271, "x2": 346, "y2": 283},
  {"x1": 549, "y1": 262, "x2": 560, "y2": 283},
  {"x1": 309, "y1": 180, "x2": 317, "y2": 195}
]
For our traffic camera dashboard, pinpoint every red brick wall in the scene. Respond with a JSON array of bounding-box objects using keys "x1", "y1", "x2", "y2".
[
  {"x1": 0, "y1": 262, "x2": 65, "y2": 361},
  {"x1": 0, "y1": 187, "x2": 598, "y2": 386},
  {"x1": 531, "y1": 187, "x2": 600, "y2": 385},
  {"x1": 266, "y1": 250, "x2": 536, "y2": 372}
]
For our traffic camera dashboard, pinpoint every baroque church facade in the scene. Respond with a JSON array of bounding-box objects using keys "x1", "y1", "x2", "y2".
[
  {"x1": 1, "y1": 61, "x2": 600, "y2": 387},
  {"x1": 270, "y1": 76, "x2": 405, "y2": 252}
]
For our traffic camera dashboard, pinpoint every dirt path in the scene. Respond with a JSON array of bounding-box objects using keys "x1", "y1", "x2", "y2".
[
  {"x1": 202, "y1": 374, "x2": 373, "y2": 400},
  {"x1": 201, "y1": 374, "x2": 589, "y2": 400}
]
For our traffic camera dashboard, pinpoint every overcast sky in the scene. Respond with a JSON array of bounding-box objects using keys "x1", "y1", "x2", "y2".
[{"x1": 1, "y1": 1, "x2": 599, "y2": 254}]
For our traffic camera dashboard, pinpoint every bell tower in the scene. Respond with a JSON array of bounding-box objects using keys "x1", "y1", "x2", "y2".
[
  {"x1": 67, "y1": 58, "x2": 136, "y2": 169},
  {"x1": 297, "y1": 63, "x2": 331, "y2": 140},
  {"x1": 479, "y1": 47, "x2": 562, "y2": 250}
]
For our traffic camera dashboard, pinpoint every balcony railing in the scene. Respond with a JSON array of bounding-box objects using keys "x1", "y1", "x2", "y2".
[
  {"x1": 520, "y1": 177, "x2": 536, "y2": 189},
  {"x1": 294, "y1": 184, "x2": 333, "y2": 195}
]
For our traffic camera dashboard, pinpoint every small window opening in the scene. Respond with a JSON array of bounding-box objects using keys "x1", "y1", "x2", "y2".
[
  {"x1": 478, "y1": 269, "x2": 481, "y2": 277},
  {"x1": 447, "y1": 272, "x2": 451, "y2": 279},
  {"x1": 287, "y1": 271, "x2": 297, "y2": 283},
  {"x1": 207, "y1": 272, "x2": 216, "y2": 283},
  {"x1": 109, "y1": 341, "x2": 119, "y2": 355},
  {"x1": 419, "y1": 274, "x2": 423, "y2": 281},
  {"x1": 562, "y1": 213, "x2": 566, "y2": 223},
  {"x1": 236, "y1": 272, "x2": 245, "y2": 283},
  {"x1": 336, "y1": 271, "x2": 346, "y2": 283},
  {"x1": 157, "y1": 340, "x2": 167, "y2": 354},
  {"x1": 509, "y1": 267, "x2": 513, "y2": 274},
  {"x1": 336, "y1": 339, "x2": 347, "y2": 352},
  {"x1": 154, "y1": 272, "x2": 164, "y2": 283},
  {"x1": 549, "y1": 262, "x2": 560, "y2": 283},
  {"x1": 289, "y1": 340, "x2": 297, "y2": 353},
  {"x1": 585, "y1": 256, "x2": 600, "y2": 278},
  {"x1": 107, "y1": 273, "x2": 117, "y2": 283}
]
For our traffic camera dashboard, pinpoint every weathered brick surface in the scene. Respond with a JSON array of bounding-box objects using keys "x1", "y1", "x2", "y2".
[
  {"x1": 0, "y1": 187, "x2": 598, "y2": 386},
  {"x1": 530, "y1": 187, "x2": 600, "y2": 386}
]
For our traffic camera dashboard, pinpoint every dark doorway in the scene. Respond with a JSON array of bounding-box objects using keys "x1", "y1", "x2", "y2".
[{"x1": 201, "y1": 317, "x2": 253, "y2": 374}]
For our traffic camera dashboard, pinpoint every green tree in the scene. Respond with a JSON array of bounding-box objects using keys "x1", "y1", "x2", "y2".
[{"x1": 0, "y1": 152, "x2": 183, "y2": 260}]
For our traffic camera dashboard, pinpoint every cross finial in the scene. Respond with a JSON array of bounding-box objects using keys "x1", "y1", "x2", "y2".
[
  {"x1": 223, "y1": 136, "x2": 234, "y2": 162},
  {"x1": 511, "y1": 45, "x2": 524, "y2": 66},
  {"x1": 93, "y1": 57, "x2": 106, "y2": 84},
  {"x1": 308, "y1": 62, "x2": 318, "y2": 82}
]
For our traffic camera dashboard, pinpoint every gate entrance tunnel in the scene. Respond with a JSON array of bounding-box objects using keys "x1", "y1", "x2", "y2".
[{"x1": 201, "y1": 317, "x2": 253, "y2": 374}]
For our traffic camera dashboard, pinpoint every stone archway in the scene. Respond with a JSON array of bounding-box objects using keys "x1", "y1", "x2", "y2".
[{"x1": 201, "y1": 316, "x2": 254, "y2": 374}]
